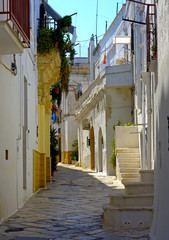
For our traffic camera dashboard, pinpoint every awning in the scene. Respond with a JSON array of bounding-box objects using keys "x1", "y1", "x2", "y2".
[{"x1": 43, "y1": 1, "x2": 75, "y2": 36}]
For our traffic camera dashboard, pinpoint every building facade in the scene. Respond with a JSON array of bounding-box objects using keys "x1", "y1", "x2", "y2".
[
  {"x1": 150, "y1": 0, "x2": 169, "y2": 239},
  {"x1": 0, "y1": 0, "x2": 38, "y2": 222},
  {"x1": 75, "y1": 5, "x2": 133, "y2": 175},
  {"x1": 61, "y1": 58, "x2": 90, "y2": 164}
]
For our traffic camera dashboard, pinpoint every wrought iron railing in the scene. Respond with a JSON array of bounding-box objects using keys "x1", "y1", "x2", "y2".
[
  {"x1": 124, "y1": 0, "x2": 157, "y2": 70},
  {"x1": 0, "y1": 0, "x2": 30, "y2": 48}
]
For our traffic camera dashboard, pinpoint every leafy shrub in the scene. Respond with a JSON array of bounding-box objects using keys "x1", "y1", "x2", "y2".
[{"x1": 37, "y1": 27, "x2": 55, "y2": 55}]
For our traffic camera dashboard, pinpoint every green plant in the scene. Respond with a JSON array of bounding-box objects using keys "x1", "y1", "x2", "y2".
[
  {"x1": 37, "y1": 27, "x2": 55, "y2": 55},
  {"x1": 110, "y1": 139, "x2": 116, "y2": 169},
  {"x1": 60, "y1": 15, "x2": 72, "y2": 28},
  {"x1": 55, "y1": 28, "x2": 65, "y2": 52},
  {"x1": 51, "y1": 81, "x2": 62, "y2": 107},
  {"x1": 124, "y1": 122, "x2": 134, "y2": 126},
  {"x1": 151, "y1": 44, "x2": 157, "y2": 53},
  {"x1": 70, "y1": 47, "x2": 76, "y2": 66},
  {"x1": 71, "y1": 139, "x2": 78, "y2": 160},
  {"x1": 60, "y1": 55, "x2": 70, "y2": 93},
  {"x1": 50, "y1": 127, "x2": 58, "y2": 172},
  {"x1": 113, "y1": 120, "x2": 123, "y2": 131},
  {"x1": 38, "y1": 21, "x2": 75, "y2": 95}
]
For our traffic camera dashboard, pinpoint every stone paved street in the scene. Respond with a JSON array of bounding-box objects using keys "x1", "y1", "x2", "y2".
[{"x1": 0, "y1": 164, "x2": 150, "y2": 240}]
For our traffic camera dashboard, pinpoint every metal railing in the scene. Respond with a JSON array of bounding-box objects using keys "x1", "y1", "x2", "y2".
[
  {"x1": 0, "y1": 0, "x2": 30, "y2": 48},
  {"x1": 37, "y1": 17, "x2": 58, "y2": 31}
]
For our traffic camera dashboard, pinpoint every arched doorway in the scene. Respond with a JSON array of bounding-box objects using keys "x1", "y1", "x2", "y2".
[
  {"x1": 98, "y1": 128, "x2": 103, "y2": 172},
  {"x1": 90, "y1": 126, "x2": 95, "y2": 170}
]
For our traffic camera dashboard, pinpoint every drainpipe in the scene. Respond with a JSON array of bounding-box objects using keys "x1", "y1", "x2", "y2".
[
  {"x1": 147, "y1": 72, "x2": 152, "y2": 170},
  {"x1": 142, "y1": 71, "x2": 151, "y2": 169}
]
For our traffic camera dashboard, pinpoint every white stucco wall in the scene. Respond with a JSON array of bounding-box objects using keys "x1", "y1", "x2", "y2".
[
  {"x1": 93, "y1": 4, "x2": 130, "y2": 80},
  {"x1": 0, "y1": 52, "x2": 38, "y2": 221},
  {"x1": 0, "y1": 0, "x2": 38, "y2": 222},
  {"x1": 61, "y1": 59, "x2": 90, "y2": 158},
  {"x1": 76, "y1": 65, "x2": 133, "y2": 176},
  {"x1": 150, "y1": 1, "x2": 169, "y2": 239}
]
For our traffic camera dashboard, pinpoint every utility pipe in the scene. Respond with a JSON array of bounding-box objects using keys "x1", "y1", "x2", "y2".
[
  {"x1": 146, "y1": 71, "x2": 152, "y2": 169},
  {"x1": 142, "y1": 71, "x2": 151, "y2": 169}
]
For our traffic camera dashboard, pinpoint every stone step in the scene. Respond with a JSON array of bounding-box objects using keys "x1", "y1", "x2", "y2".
[
  {"x1": 119, "y1": 163, "x2": 140, "y2": 168},
  {"x1": 109, "y1": 193, "x2": 153, "y2": 207},
  {"x1": 103, "y1": 204, "x2": 153, "y2": 230},
  {"x1": 124, "y1": 182, "x2": 154, "y2": 195},
  {"x1": 120, "y1": 173, "x2": 140, "y2": 179},
  {"x1": 118, "y1": 158, "x2": 140, "y2": 164},
  {"x1": 119, "y1": 168, "x2": 141, "y2": 173},
  {"x1": 117, "y1": 153, "x2": 140, "y2": 158},
  {"x1": 140, "y1": 170, "x2": 154, "y2": 183},
  {"x1": 121, "y1": 177, "x2": 140, "y2": 183},
  {"x1": 116, "y1": 148, "x2": 140, "y2": 153}
]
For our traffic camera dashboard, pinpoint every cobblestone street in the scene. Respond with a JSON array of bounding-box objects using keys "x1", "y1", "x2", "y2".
[{"x1": 0, "y1": 164, "x2": 150, "y2": 240}]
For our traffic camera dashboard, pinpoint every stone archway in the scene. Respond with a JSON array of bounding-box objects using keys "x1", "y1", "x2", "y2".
[
  {"x1": 98, "y1": 128, "x2": 103, "y2": 172},
  {"x1": 90, "y1": 126, "x2": 95, "y2": 170}
]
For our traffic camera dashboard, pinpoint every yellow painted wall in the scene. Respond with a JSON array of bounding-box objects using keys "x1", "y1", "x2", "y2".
[
  {"x1": 46, "y1": 156, "x2": 51, "y2": 182},
  {"x1": 45, "y1": 112, "x2": 50, "y2": 157},
  {"x1": 33, "y1": 150, "x2": 47, "y2": 193},
  {"x1": 36, "y1": 50, "x2": 61, "y2": 190},
  {"x1": 61, "y1": 151, "x2": 72, "y2": 164},
  {"x1": 38, "y1": 104, "x2": 45, "y2": 153}
]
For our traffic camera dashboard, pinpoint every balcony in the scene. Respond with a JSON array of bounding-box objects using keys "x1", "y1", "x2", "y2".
[{"x1": 0, "y1": 0, "x2": 30, "y2": 54}]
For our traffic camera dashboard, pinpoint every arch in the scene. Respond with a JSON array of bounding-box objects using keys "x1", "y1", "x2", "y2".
[
  {"x1": 98, "y1": 127, "x2": 103, "y2": 172},
  {"x1": 90, "y1": 126, "x2": 95, "y2": 170}
]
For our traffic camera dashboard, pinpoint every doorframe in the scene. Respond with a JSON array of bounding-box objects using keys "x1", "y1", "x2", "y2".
[{"x1": 90, "y1": 126, "x2": 95, "y2": 170}]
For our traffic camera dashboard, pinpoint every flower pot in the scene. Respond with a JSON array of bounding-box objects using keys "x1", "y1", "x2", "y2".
[
  {"x1": 153, "y1": 52, "x2": 157, "y2": 59},
  {"x1": 55, "y1": 88, "x2": 59, "y2": 94},
  {"x1": 55, "y1": 41, "x2": 58, "y2": 48},
  {"x1": 71, "y1": 160, "x2": 77, "y2": 165},
  {"x1": 62, "y1": 26, "x2": 69, "y2": 33},
  {"x1": 66, "y1": 47, "x2": 70, "y2": 52}
]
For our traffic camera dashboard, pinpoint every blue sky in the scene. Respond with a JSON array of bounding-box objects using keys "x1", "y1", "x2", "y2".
[{"x1": 48, "y1": 0, "x2": 125, "y2": 57}]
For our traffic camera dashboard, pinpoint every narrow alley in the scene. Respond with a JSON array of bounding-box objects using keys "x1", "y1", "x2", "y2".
[{"x1": 0, "y1": 164, "x2": 150, "y2": 240}]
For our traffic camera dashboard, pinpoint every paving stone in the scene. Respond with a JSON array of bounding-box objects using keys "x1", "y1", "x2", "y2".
[{"x1": 0, "y1": 164, "x2": 150, "y2": 239}]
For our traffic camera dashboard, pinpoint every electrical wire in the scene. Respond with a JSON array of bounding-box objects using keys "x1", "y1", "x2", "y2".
[{"x1": 0, "y1": 61, "x2": 15, "y2": 75}]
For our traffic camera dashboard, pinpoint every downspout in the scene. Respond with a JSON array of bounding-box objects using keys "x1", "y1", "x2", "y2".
[
  {"x1": 142, "y1": 71, "x2": 151, "y2": 169},
  {"x1": 147, "y1": 72, "x2": 152, "y2": 169}
]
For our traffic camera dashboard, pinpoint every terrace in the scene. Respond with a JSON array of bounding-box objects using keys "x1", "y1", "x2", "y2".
[{"x1": 0, "y1": 0, "x2": 30, "y2": 54}]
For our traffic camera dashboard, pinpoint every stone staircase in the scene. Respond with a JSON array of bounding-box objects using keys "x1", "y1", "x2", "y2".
[
  {"x1": 103, "y1": 170, "x2": 154, "y2": 230},
  {"x1": 116, "y1": 148, "x2": 141, "y2": 183}
]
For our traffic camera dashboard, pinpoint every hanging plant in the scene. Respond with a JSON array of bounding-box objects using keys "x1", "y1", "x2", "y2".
[
  {"x1": 60, "y1": 55, "x2": 70, "y2": 94},
  {"x1": 37, "y1": 27, "x2": 55, "y2": 55},
  {"x1": 70, "y1": 47, "x2": 76, "y2": 66},
  {"x1": 51, "y1": 81, "x2": 62, "y2": 107},
  {"x1": 60, "y1": 15, "x2": 72, "y2": 29},
  {"x1": 37, "y1": 17, "x2": 75, "y2": 96},
  {"x1": 50, "y1": 127, "x2": 58, "y2": 174}
]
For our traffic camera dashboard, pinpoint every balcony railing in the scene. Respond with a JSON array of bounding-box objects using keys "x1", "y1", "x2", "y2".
[{"x1": 0, "y1": 0, "x2": 30, "y2": 48}]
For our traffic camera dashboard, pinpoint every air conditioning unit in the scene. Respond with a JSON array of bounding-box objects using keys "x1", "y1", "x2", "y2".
[{"x1": 82, "y1": 119, "x2": 90, "y2": 130}]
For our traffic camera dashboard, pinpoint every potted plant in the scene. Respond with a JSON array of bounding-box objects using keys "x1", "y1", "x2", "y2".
[
  {"x1": 71, "y1": 139, "x2": 78, "y2": 164},
  {"x1": 69, "y1": 47, "x2": 76, "y2": 65},
  {"x1": 151, "y1": 44, "x2": 157, "y2": 59},
  {"x1": 51, "y1": 81, "x2": 62, "y2": 107},
  {"x1": 60, "y1": 15, "x2": 72, "y2": 32},
  {"x1": 50, "y1": 127, "x2": 58, "y2": 176},
  {"x1": 60, "y1": 55, "x2": 70, "y2": 93},
  {"x1": 37, "y1": 27, "x2": 55, "y2": 55}
]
